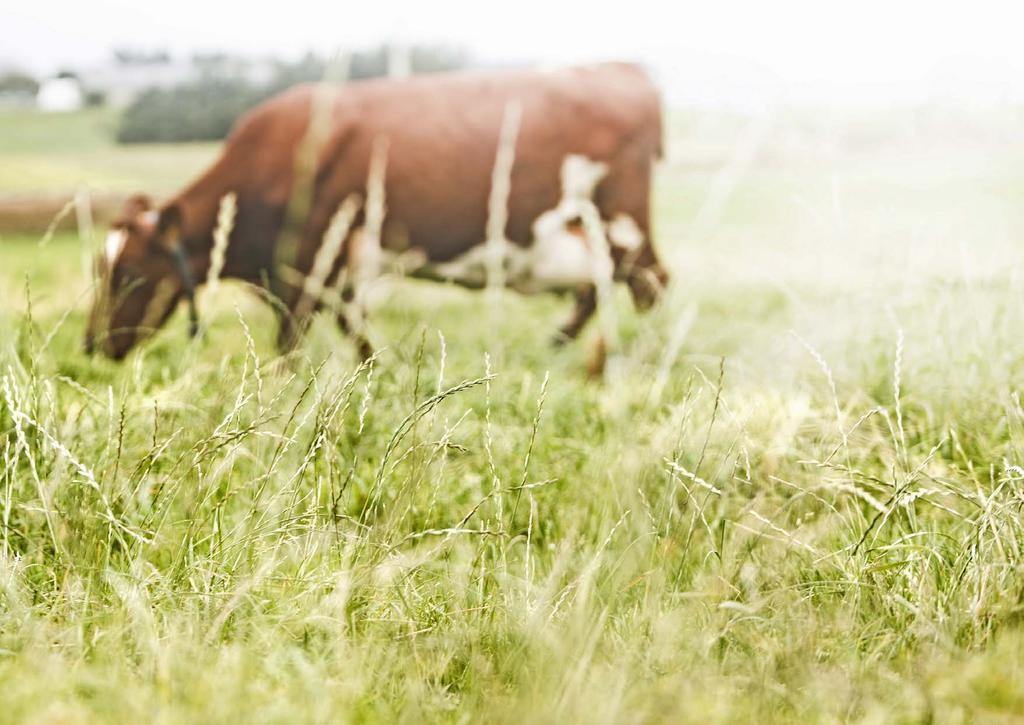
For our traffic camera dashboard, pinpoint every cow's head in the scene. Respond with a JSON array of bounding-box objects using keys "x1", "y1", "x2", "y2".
[
  {"x1": 84, "y1": 195, "x2": 198, "y2": 359},
  {"x1": 625, "y1": 257, "x2": 670, "y2": 311},
  {"x1": 605, "y1": 213, "x2": 669, "y2": 312}
]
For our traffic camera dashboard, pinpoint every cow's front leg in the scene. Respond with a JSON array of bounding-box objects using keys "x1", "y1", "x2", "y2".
[
  {"x1": 261, "y1": 269, "x2": 305, "y2": 356},
  {"x1": 553, "y1": 284, "x2": 597, "y2": 345},
  {"x1": 336, "y1": 308, "x2": 374, "y2": 361},
  {"x1": 275, "y1": 305, "x2": 303, "y2": 355}
]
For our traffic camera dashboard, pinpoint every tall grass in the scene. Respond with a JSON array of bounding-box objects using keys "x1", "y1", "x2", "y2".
[{"x1": 4, "y1": 108, "x2": 1024, "y2": 722}]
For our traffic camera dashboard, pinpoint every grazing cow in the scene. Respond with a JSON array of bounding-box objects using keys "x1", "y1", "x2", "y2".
[{"x1": 84, "y1": 62, "x2": 668, "y2": 360}]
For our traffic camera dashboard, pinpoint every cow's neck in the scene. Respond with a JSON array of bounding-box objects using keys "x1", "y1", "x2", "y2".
[{"x1": 175, "y1": 163, "x2": 243, "y2": 283}]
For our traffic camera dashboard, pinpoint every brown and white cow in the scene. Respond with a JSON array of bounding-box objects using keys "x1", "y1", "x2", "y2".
[{"x1": 84, "y1": 62, "x2": 668, "y2": 360}]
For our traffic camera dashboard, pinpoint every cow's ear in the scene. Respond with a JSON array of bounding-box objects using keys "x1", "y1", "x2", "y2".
[
  {"x1": 125, "y1": 193, "x2": 153, "y2": 214},
  {"x1": 152, "y1": 203, "x2": 184, "y2": 253},
  {"x1": 113, "y1": 193, "x2": 154, "y2": 229}
]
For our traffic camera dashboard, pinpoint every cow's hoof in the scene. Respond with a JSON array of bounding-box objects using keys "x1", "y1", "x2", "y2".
[
  {"x1": 586, "y1": 335, "x2": 607, "y2": 379},
  {"x1": 551, "y1": 331, "x2": 573, "y2": 348}
]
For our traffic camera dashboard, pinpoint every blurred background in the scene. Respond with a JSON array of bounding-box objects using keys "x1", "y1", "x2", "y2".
[
  {"x1": 3, "y1": 0, "x2": 1024, "y2": 357},
  {"x1": 3, "y1": 1, "x2": 1023, "y2": 223},
  {"x1": 6, "y1": 0, "x2": 1024, "y2": 110},
  {"x1": 3, "y1": 1, "x2": 1023, "y2": 192}
]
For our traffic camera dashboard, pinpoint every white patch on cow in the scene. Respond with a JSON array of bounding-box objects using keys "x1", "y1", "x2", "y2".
[
  {"x1": 411, "y1": 154, "x2": 617, "y2": 292},
  {"x1": 104, "y1": 230, "x2": 127, "y2": 265},
  {"x1": 560, "y1": 155, "x2": 608, "y2": 200},
  {"x1": 141, "y1": 210, "x2": 158, "y2": 226},
  {"x1": 521, "y1": 154, "x2": 610, "y2": 291},
  {"x1": 607, "y1": 213, "x2": 644, "y2": 251},
  {"x1": 429, "y1": 245, "x2": 490, "y2": 286},
  {"x1": 527, "y1": 224, "x2": 593, "y2": 289},
  {"x1": 420, "y1": 243, "x2": 530, "y2": 288},
  {"x1": 370, "y1": 154, "x2": 622, "y2": 294}
]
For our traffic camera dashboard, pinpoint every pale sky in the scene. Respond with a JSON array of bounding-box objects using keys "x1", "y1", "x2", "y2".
[{"x1": 4, "y1": 0, "x2": 1024, "y2": 107}]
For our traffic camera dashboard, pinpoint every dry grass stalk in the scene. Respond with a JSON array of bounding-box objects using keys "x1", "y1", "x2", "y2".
[
  {"x1": 295, "y1": 192, "x2": 363, "y2": 324},
  {"x1": 136, "y1": 277, "x2": 179, "y2": 345},
  {"x1": 38, "y1": 198, "x2": 75, "y2": 248},
  {"x1": 649, "y1": 302, "x2": 698, "y2": 404},
  {"x1": 272, "y1": 51, "x2": 350, "y2": 302},
  {"x1": 691, "y1": 111, "x2": 773, "y2": 235},
  {"x1": 484, "y1": 100, "x2": 522, "y2": 294},
  {"x1": 792, "y1": 331, "x2": 848, "y2": 457},
  {"x1": 75, "y1": 187, "x2": 95, "y2": 284},
  {"x1": 205, "y1": 192, "x2": 237, "y2": 297},
  {"x1": 894, "y1": 327, "x2": 907, "y2": 466},
  {"x1": 358, "y1": 135, "x2": 389, "y2": 287},
  {"x1": 274, "y1": 49, "x2": 349, "y2": 272},
  {"x1": 333, "y1": 136, "x2": 389, "y2": 341},
  {"x1": 578, "y1": 197, "x2": 619, "y2": 380},
  {"x1": 275, "y1": 82, "x2": 338, "y2": 296}
]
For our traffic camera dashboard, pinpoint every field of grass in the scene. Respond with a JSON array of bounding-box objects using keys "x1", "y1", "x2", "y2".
[
  {"x1": 0, "y1": 108, "x2": 218, "y2": 196},
  {"x1": 5, "y1": 108, "x2": 1024, "y2": 722}
]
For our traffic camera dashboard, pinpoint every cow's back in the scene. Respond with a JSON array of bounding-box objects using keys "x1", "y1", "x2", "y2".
[{"x1": 220, "y1": 63, "x2": 662, "y2": 264}]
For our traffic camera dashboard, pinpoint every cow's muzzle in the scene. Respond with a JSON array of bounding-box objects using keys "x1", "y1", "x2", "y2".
[{"x1": 628, "y1": 264, "x2": 670, "y2": 311}]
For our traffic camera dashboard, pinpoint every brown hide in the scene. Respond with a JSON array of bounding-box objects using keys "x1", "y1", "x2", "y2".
[
  {"x1": 183, "y1": 62, "x2": 660, "y2": 273},
  {"x1": 86, "y1": 62, "x2": 666, "y2": 358}
]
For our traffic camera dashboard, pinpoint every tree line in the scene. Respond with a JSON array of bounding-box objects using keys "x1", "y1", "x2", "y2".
[{"x1": 116, "y1": 46, "x2": 470, "y2": 144}]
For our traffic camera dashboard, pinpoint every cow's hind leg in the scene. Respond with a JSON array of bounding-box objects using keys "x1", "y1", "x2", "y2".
[
  {"x1": 553, "y1": 284, "x2": 597, "y2": 345},
  {"x1": 273, "y1": 300, "x2": 372, "y2": 361},
  {"x1": 256, "y1": 272, "x2": 301, "y2": 356},
  {"x1": 330, "y1": 283, "x2": 373, "y2": 361}
]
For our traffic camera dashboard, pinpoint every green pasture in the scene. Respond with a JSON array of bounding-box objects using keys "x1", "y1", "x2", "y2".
[{"x1": 3, "y1": 107, "x2": 1024, "y2": 722}]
